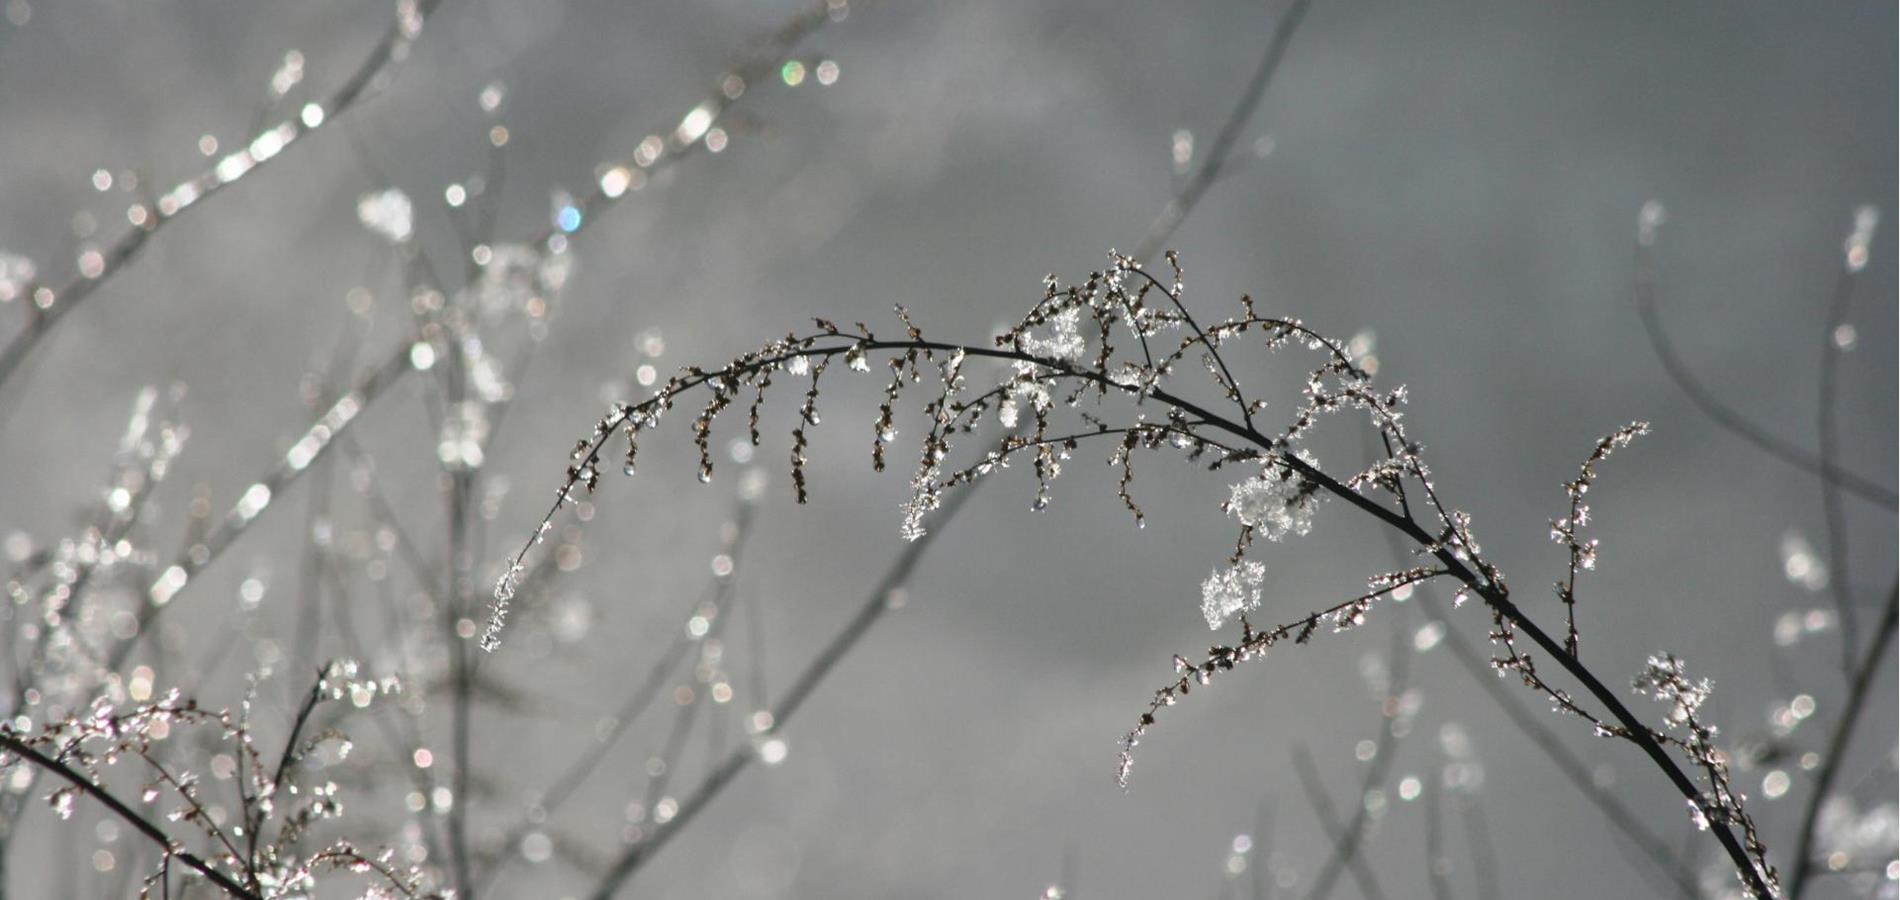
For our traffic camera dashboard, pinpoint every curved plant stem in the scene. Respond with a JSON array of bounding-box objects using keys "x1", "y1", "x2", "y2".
[
  {"x1": 530, "y1": 332, "x2": 1777, "y2": 897},
  {"x1": 0, "y1": 734, "x2": 262, "y2": 900},
  {"x1": 1633, "y1": 245, "x2": 1895, "y2": 511},
  {"x1": 1813, "y1": 269, "x2": 1860, "y2": 675},
  {"x1": 1132, "y1": 0, "x2": 1315, "y2": 264},
  {"x1": 1787, "y1": 582, "x2": 1898, "y2": 898}
]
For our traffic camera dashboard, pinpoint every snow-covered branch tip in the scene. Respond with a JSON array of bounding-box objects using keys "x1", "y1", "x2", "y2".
[{"x1": 497, "y1": 250, "x2": 1779, "y2": 898}]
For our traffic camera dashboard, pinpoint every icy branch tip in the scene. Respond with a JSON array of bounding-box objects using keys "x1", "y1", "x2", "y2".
[{"x1": 480, "y1": 563, "x2": 524, "y2": 653}]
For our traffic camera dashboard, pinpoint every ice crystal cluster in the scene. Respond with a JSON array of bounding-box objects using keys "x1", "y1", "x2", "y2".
[
  {"x1": 1224, "y1": 449, "x2": 1322, "y2": 541},
  {"x1": 1199, "y1": 559, "x2": 1265, "y2": 629},
  {"x1": 355, "y1": 188, "x2": 414, "y2": 245}
]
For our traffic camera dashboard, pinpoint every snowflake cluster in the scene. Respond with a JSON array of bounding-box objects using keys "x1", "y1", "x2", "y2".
[
  {"x1": 1199, "y1": 560, "x2": 1266, "y2": 630},
  {"x1": 1224, "y1": 449, "x2": 1323, "y2": 541}
]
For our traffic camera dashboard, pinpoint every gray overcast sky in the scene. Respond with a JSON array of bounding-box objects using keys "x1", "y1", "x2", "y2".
[{"x1": 0, "y1": 1, "x2": 1893, "y2": 897}]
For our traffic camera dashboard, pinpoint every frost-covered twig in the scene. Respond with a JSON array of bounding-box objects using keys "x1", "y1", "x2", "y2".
[
  {"x1": 0, "y1": 0, "x2": 447, "y2": 405},
  {"x1": 110, "y1": 342, "x2": 416, "y2": 670},
  {"x1": 1631, "y1": 654, "x2": 1778, "y2": 894},
  {"x1": 474, "y1": 493, "x2": 761, "y2": 893},
  {"x1": 1550, "y1": 422, "x2": 1648, "y2": 659},
  {"x1": 0, "y1": 733, "x2": 259, "y2": 900},
  {"x1": 510, "y1": 252, "x2": 1778, "y2": 896},
  {"x1": 1404, "y1": 584, "x2": 1702, "y2": 896},
  {"x1": 0, "y1": 662, "x2": 418, "y2": 899}
]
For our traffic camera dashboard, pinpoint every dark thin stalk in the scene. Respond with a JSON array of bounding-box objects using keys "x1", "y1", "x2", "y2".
[
  {"x1": 1789, "y1": 583, "x2": 1898, "y2": 898},
  {"x1": 528, "y1": 329, "x2": 1776, "y2": 896},
  {"x1": 1288, "y1": 744, "x2": 1389, "y2": 900},
  {"x1": 446, "y1": 466, "x2": 475, "y2": 898},
  {"x1": 292, "y1": 321, "x2": 361, "y2": 685},
  {"x1": 1301, "y1": 614, "x2": 1412, "y2": 900},
  {"x1": 1633, "y1": 240, "x2": 1896, "y2": 510},
  {"x1": 1131, "y1": 0, "x2": 1315, "y2": 264},
  {"x1": 1355, "y1": 419, "x2": 1704, "y2": 897},
  {"x1": 1814, "y1": 268, "x2": 1860, "y2": 675},
  {"x1": 1421, "y1": 778, "x2": 1452, "y2": 900},
  {"x1": 1410, "y1": 588, "x2": 1702, "y2": 895},
  {"x1": 0, "y1": 734, "x2": 262, "y2": 900},
  {"x1": 1460, "y1": 796, "x2": 1500, "y2": 900}
]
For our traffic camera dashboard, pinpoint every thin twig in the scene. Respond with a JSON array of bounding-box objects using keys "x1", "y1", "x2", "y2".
[
  {"x1": 1460, "y1": 795, "x2": 1500, "y2": 900},
  {"x1": 0, "y1": 0, "x2": 447, "y2": 406},
  {"x1": 1632, "y1": 225, "x2": 1896, "y2": 510},
  {"x1": 1288, "y1": 744, "x2": 1389, "y2": 900},
  {"x1": 109, "y1": 340, "x2": 418, "y2": 670},
  {"x1": 1131, "y1": 0, "x2": 1315, "y2": 264},
  {"x1": 0, "y1": 734, "x2": 262, "y2": 900},
  {"x1": 1300, "y1": 613, "x2": 1411, "y2": 900},
  {"x1": 524, "y1": 325, "x2": 1778, "y2": 895},
  {"x1": 1251, "y1": 800, "x2": 1275, "y2": 900},
  {"x1": 1358, "y1": 423, "x2": 1703, "y2": 896},
  {"x1": 1788, "y1": 582, "x2": 1898, "y2": 898},
  {"x1": 1421, "y1": 777, "x2": 1452, "y2": 900},
  {"x1": 476, "y1": 498, "x2": 761, "y2": 892},
  {"x1": 1814, "y1": 267, "x2": 1861, "y2": 676}
]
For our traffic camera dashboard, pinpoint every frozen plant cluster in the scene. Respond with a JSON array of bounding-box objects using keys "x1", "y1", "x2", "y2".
[
  {"x1": 1200, "y1": 559, "x2": 1266, "y2": 630},
  {"x1": 1224, "y1": 448, "x2": 1323, "y2": 541},
  {"x1": 506, "y1": 249, "x2": 1787, "y2": 897}
]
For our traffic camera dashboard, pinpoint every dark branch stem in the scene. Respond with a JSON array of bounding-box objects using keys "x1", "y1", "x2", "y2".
[
  {"x1": 529, "y1": 330, "x2": 1774, "y2": 895},
  {"x1": 1814, "y1": 268, "x2": 1861, "y2": 675},
  {"x1": 1633, "y1": 245, "x2": 1895, "y2": 510},
  {"x1": 1131, "y1": 0, "x2": 1315, "y2": 264},
  {"x1": 0, "y1": 734, "x2": 261, "y2": 900}
]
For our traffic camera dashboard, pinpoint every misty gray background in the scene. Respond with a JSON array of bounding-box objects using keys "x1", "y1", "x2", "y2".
[{"x1": 0, "y1": 1, "x2": 1894, "y2": 897}]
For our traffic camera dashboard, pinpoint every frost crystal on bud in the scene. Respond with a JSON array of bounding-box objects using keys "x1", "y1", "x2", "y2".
[
  {"x1": 355, "y1": 188, "x2": 413, "y2": 244},
  {"x1": 1844, "y1": 204, "x2": 1880, "y2": 273},
  {"x1": 0, "y1": 252, "x2": 35, "y2": 302},
  {"x1": 1224, "y1": 450, "x2": 1323, "y2": 541},
  {"x1": 481, "y1": 563, "x2": 524, "y2": 652},
  {"x1": 898, "y1": 465, "x2": 941, "y2": 541},
  {"x1": 1200, "y1": 560, "x2": 1265, "y2": 630},
  {"x1": 1019, "y1": 307, "x2": 1086, "y2": 363},
  {"x1": 1633, "y1": 654, "x2": 1710, "y2": 726},
  {"x1": 1637, "y1": 199, "x2": 1667, "y2": 248}
]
